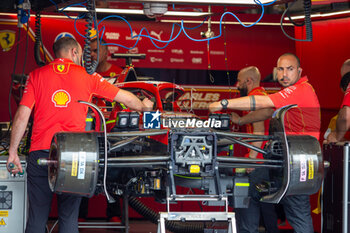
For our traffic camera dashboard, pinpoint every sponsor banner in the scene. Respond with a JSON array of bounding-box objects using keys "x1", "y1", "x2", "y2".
[
  {"x1": 192, "y1": 57, "x2": 202, "y2": 64},
  {"x1": 170, "y1": 58, "x2": 184, "y2": 63},
  {"x1": 179, "y1": 85, "x2": 280, "y2": 117},
  {"x1": 105, "y1": 32, "x2": 120, "y2": 40},
  {"x1": 171, "y1": 49, "x2": 184, "y2": 55}
]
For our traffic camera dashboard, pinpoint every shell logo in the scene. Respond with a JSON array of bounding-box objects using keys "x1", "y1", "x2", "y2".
[{"x1": 52, "y1": 90, "x2": 71, "y2": 107}]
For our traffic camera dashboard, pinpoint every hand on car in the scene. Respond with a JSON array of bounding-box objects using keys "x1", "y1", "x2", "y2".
[
  {"x1": 231, "y1": 112, "x2": 241, "y2": 125},
  {"x1": 142, "y1": 97, "x2": 154, "y2": 111},
  {"x1": 326, "y1": 131, "x2": 339, "y2": 143}
]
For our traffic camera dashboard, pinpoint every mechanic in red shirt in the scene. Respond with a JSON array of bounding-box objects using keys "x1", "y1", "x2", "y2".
[
  {"x1": 232, "y1": 66, "x2": 273, "y2": 160},
  {"x1": 91, "y1": 38, "x2": 123, "y2": 83},
  {"x1": 327, "y1": 59, "x2": 350, "y2": 142},
  {"x1": 6, "y1": 37, "x2": 153, "y2": 233},
  {"x1": 230, "y1": 66, "x2": 278, "y2": 233},
  {"x1": 209, "y1": 53, "x2": 320, "y2": 233}
]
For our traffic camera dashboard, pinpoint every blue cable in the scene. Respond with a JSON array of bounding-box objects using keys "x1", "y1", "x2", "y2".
[
  {"x1": 94, "y1": 0, "x2": 275, "y2": 48},
  {"x1": 60, "y1": 3, "x2": 87, "y2": 20},
  {"x1": 53, "y1": 0, "x2": 276, "y2": 50},
  {"x1": 48, "y1": 0, "x2": 58, "y2": 9},
  {"x1": 257, "y1": 0, "x2": 276, "y2": 6},
  {"x1": 126, "y1": 0, "x2": 275, "y2": 45},
  {"x1": 180, "y1": 0, "x2": 273, "y2": 42},
  {"x1": 96, "y1": 14, "x2": 205, "y2": 49},
  {"x1": 97, "y1": 15, "x2": 182, "y2": 49},
  {"x1": 98, "y1": 15, "x2": 133, "y2": 34},
  {"x1": 74, "y1": 13, "x2": 89, "y2": 38},
  {"x1": 135, "y1": 24, "x2": 182, "y2": 49},
  {"x1": 182, "y1": 16, "x2": 208, "y2": 30},
  {"x1": 49, "y1": 0, "x2": 87, "y2": 20},
  {"x1": 100, "y1": 22, "x2": 181, "y2": 50},
  {"x1": 60, "y1": 1, "x2": 87, "y2": 10}
]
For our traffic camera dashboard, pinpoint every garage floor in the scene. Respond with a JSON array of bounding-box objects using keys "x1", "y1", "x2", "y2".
[
  {"x1": 46, "y1": 219, "x2": 297, "y2": 233},
  {"x1": 47, "y1": 219, "x2": 160, "y2": 233}
]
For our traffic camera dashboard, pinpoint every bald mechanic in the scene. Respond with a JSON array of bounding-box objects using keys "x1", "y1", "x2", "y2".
[
  {"x1": 327, "y1": 59, "x2": 350, "y2": 142},
  {"x1": 231, "y1": 66, "x2": 274, "y2": 160},
  {"x1": 6, "y1": 37, "x2": 153, "y2": 233},
  {"x1": 231, "y1": 66, "x2": 278, "y2": 233},
  {"x1": 209, "y1": 53, "x2": 320, "y2": 233}
]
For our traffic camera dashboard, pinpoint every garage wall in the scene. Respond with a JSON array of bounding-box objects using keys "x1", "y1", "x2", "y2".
[
  {"x1": 3, "y1": 14, "x2": 348, "y2": 132},
  {"x1": 0, "y1": 14, "x2": 294, "y2": 122},
  {"x1": 295, "y1": 16, "x2": 350, "y2": 137}
]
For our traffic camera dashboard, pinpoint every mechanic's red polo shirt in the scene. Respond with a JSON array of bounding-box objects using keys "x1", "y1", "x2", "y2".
[
  {"x1": 99, "y1": 63, "x2": 123, "y2": 78},
  {"x1": 244, "y1": 87, "x2": 270, "y2": 159},
  {"x1": 268, "y1": 76, "x2": 320, "y2": 140},
  {"x1": 341, "y1": 83, "x2": 350, "y2": 108},
  {"x1": 20, "y1": 58, "x2": 120, "y2": 152}
]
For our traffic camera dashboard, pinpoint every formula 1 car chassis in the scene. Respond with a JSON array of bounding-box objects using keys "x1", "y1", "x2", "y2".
[{"x1": 40, "y1": 103, "x2": 325, "y2": 233}]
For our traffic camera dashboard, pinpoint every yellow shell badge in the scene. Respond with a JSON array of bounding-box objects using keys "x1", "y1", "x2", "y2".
[
  {"x1": 0, "y1": 30, "x2": 15, "y2": 52},
  {"x1": 52, "y1": 90, "x2": 71, "y2": 107}
]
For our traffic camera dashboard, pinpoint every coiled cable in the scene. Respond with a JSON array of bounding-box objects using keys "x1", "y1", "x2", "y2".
[
  {"x1": 34, "y1": 11, "x2": 46, "y2": 66},
  {"x1": 303, "y1": 0, "x2": 313, "y2": 41},
  {"x1": 280, "y1": 0, "x2": 313, "y2": 41},
  {"x1": 83, "y1": 0, "x2": 98, "y2": 74}
]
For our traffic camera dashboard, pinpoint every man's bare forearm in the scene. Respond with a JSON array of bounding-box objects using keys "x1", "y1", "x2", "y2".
[
  {"x1": 248, "y1": 120, "x2": 265, "y2": 158},
  {"x1": 249, "y1": 141, "x2": 263, "y2": 159},
  {"x1": 9, "y1": 105, "x2": 32, "y2": 155},
  {"x1": 335, "y1": 106, "x2": 350, "y2": 141},
  {"x1": 113, "y1": 89, "x2": 152, "y2": 112},
  {"x1": 240, "y1": 108, "x2": 274, "y2": 125},
  {"x1": 209, "y1": 95, "x2": 274, "y2": 113}
]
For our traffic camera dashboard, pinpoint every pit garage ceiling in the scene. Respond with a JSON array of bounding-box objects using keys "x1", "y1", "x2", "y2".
[{"x1": 1, "y1": 0, "x2": 349, "y2": 17}]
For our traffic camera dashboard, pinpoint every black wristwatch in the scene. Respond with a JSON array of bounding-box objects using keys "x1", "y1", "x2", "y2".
[{"x1": 220, "y1": 99, "x2": 228, "y2": 110}]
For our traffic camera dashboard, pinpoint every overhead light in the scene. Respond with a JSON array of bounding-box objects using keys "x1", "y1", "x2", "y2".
[
  {"x1": 286, "y1": 9, "x2": 350, "y2": 20},
  {"x1": 114, "y1": 0, "x2": 275, "y2": 5},
  {"x1": 61, "y1": 7, "x2": 211, "y2": 17},
  {"x1": 160, "y1": 19, "x2": 293, "y2": 26},
  {"x1": 143, "y1": 3, "x2": 168, "y2": 18}
]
